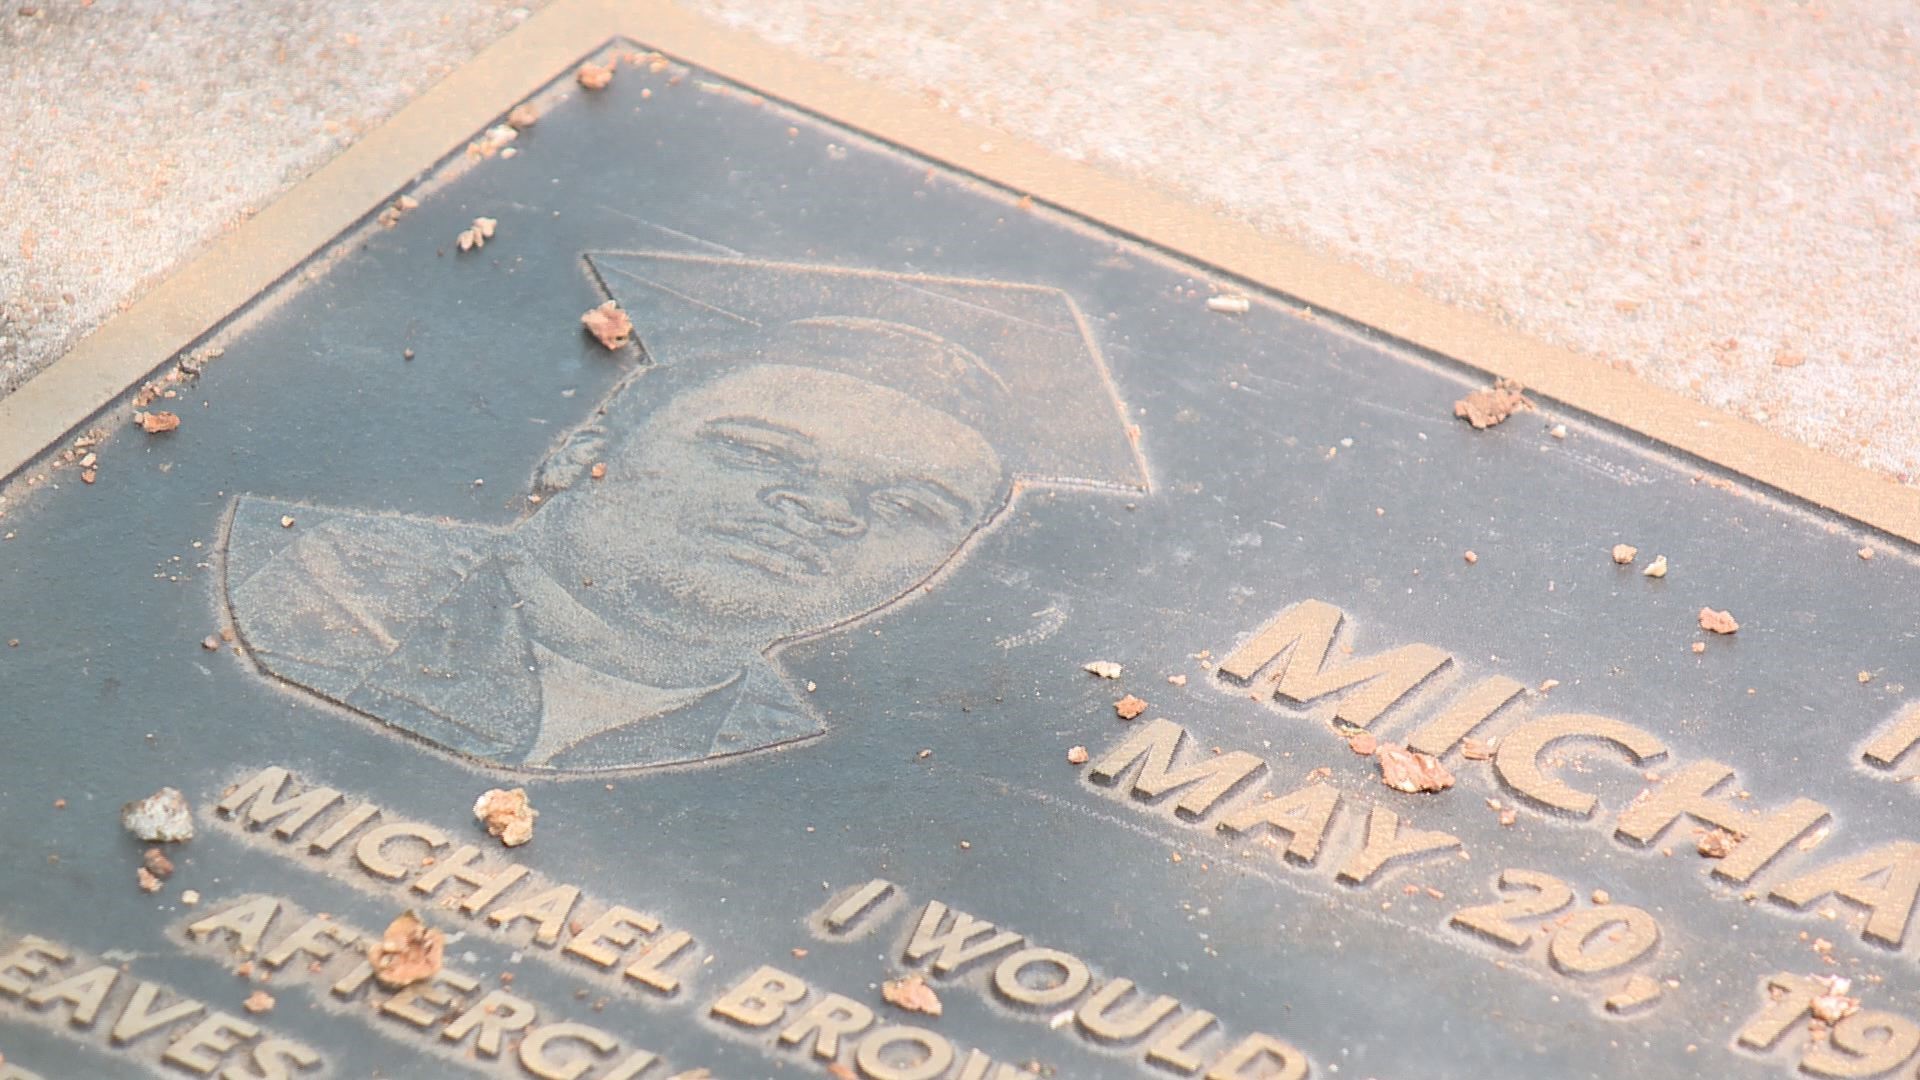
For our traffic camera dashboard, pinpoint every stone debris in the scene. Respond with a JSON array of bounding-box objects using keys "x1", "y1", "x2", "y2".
[
  {"x1": 507, "y1": 104, "x2": 539, "y2": 129},
  {"x1": 368, "y1": 911, "x2": 444, "y2": 989},
  {"x1": 1347, "y1": 731, "x2": 1378, "y2": 756},
  {"x1": 1205, "y1": 295, "x2": 1251, "y2": 315},
  {"x1": 1453, "y1": 379, "x2": 1533, "y2": 429},
  {"x1": 1461, "y1": 738, "x2": 1495, "y2": 761},
  {"x1": 122, "y1": 788, "x2": 194, "y2": 842},
  {"x1": 467, "y1": 124, "x2": 518, "y2": 159},
  {"x1": 1697, "y1": 829, "x2": 1738, "y2": 859},
  {"x1": 581, "y1": 301, "x2": 633, "y2": 349},
  {"x1": 1810, "y1": 976, "x2": 1859, "y2": 1024},
  {"x1": 1066, "y1": 745, "x2": 1089, "y2": 765},
  {"x1": 1698, "y1": 607, "x2": 1740, "y2": 635},
  {"x1": 881, "y1": 974, "x2": 942, "y2": 1016},
  {"x1": 1858, "y1": 547, "x2": 1874, "y2": 561},
  {"x1": 136, "y1": 411, "x2": 181, "y2": 434},
  {"x1": 1114, "y1": 694, "x2": 1148, "y2": 720},
  {"x1": 1462, "y1": 550, "x2": 1477, "y2": 565},
  {"x1": 577, "y1": 60, "x2": 615, "y2": 90},
  {"x1": 1376, "y1": 744, "x2": 1455, "y2": 794},
  {"x1": 1083, "y1": 661, "x2": 1123, "y2": 679},
  {"x1": 1691, "y1": 642, "x2": 1707, "y2": 655},
  {"x1": 136, "y1": 867, "x2": 163, "y2": 893},
  {"x1": 243, "y1": 990, "x2": 275, "y2": 1014},
  {"x1": 201, "y1": 634, "x2": 221, "y2": 651},
  {"x1": 1549, "y1": 423, "x2": 1568, "y2": 439},
  {"x1": 143, "y1": 848, "x2": 175, "y2": 879},
  {"x1": 1167, "y1": 674, "x2": 1187, "y2": 686},
  {"x1": 1604, "y1": 973, "x2": 1664, "y2": 1014},
  {"x1": 181, "y1": 889, "x2": 201, "y2": 906},
  {"x1": 1611, "y1": 544, "x2": 1638, "y2": 565},
  {"x1": 1642, "y1": 555, "x2": 1669, "y2": 578},
  {"x1": 473, "y1": 788, "x2": 537, "y2": 847},
  {"x1": 456, "y1": 217, "x2": 497, "y2": 252},
  {"x1": 376, "y1": 194, "x2": 419, "y2": 228}
]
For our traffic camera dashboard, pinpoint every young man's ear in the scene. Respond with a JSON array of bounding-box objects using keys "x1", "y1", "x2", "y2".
[{"x1": 532, "y1": 426, "x2": 608, "y2": 495}]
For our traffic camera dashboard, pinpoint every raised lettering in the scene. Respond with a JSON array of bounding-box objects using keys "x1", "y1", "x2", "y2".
[
  {"x1": 380, "y1": 970, "x2": 476, "y2": 1028},
  {"x1": 779, "y1": 992, "x2": 876, "y2": 1060},
  {"x1": 1405, "y1": 676, "x2": 1527, "y2": 757},
  {"x1": 215, "y1": 768, "x2": 342, "y2": 839},
  {"x1": 823, "y1": 879, "x2": 896, "y2": 934},
  {"x1": 991, "y1": 947, "x2": 1091, "y2": 1008},
  {"x1": 1614, "y1": 760, "x2": 1829, "y2": 882},
  {"x1": 111, "y1": 982, "x2": 206, "y2": 1044},
  {"x1": 1090, "y1": 718, "x2": 1264, "y2": 818},
  {"x1": 187, "y1": 896, "x2": 284, "y2": 955},
  {"x1": 902, "y1": 902, "x2": 1022, "y2": 975},
  {"x1": 1076, "y1": 979, "x2": 1180, "y2": 1043},
  {"x1": 563, "y1": 905, "x2": 659, "y2": 968},
  {"x1": 1806, "y1": 1010, "x2": 1920, "y2": 1079},
  {"x1": 409, "y1": 844, "x2": 527, "y2": 910},
  {"x1": 161, "y1": 1012, "x2": 259, "y2": 1074},
  {"x1": 1146, "y1": 1009, "x2": 1219, "y2": 1074},
  {"x1": 1204, "y1": 1033, "x2": 1308, "y2": 1080},
  {"x1": 443, "y1": 989, "x2": 538, "y2": 1057},
  {"x1": 25, "y1": 964, "x2": 118, "y2": 1027},
  {"x1": 1337, "y1": 807, "x2": 1460, "y2": 885},
  {"x1": 1216, "y1": 780, "x2": 1339, "y2": 864},
  {"x1": 854, "y1": 1025, "x2": 953, "y2": 1080},
  {"x1": 487, "y1": 884, "x2": 581, "y2": 947},
  {"x1": 220, "y1": 1037, "x2": 323, "y2": 1080},
  {"x1": 305, "y1": 802, "x2": 379, "y2": 855},
  {"x1": 1863, "y1": 703, "x2": 1920, "y2": 770},
  {"x1": 622, "y1": 929, "x2": 694, "y2": 994},
  {"x1": 1770, "y1": 841, "x2": 1920, "y2": 948},
  {"x1": 259, "y1": 917, "x2": 358, "y2": 970},
  {"x1": 1220, "y1": 599, "x2": 1449, "y2": 729},
  {"x1": 1493, "y1": 714, "x2": 1667, "y2": 817},
  {"x1": 0, "y1": 937, "x2": 68, "y2": 997},
  {"x1": 354, "y1": 821, "x2": 449, "y2": 880},
  {"x1": 518, "y1": 1022, "x2": 617, "y2": 1080},
  {"x1": 710, "y1": 965, "x2": 807, "y2": 1028}
]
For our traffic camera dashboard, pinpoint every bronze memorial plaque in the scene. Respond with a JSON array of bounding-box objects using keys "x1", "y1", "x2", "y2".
[{"x1": 2, "y1": 29, "x2": 1918, "y2": 1080}]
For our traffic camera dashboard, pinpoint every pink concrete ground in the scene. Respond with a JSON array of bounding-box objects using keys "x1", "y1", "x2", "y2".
[{"x1": 6, "y1": 1, "x2": 1917, "y2": 484}]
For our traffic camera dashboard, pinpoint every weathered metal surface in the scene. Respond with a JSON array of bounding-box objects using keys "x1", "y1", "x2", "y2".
[{"x1": 1, "y1": 44, "x2": 1917, "y2": 1080}]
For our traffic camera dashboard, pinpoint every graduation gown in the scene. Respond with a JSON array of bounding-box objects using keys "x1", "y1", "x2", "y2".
[{"x1": 220, "y1": 496, "x2": 822, "y2": 772}]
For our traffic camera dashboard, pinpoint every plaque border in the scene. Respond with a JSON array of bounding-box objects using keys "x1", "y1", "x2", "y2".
[{"x1": 4, "y1": 0, "x2": 1916, "y2": 546}]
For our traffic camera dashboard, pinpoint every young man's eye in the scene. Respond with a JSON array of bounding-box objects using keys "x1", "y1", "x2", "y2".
[{"x1": 871, "y1": 488, "x2": 951, "y2": 525}]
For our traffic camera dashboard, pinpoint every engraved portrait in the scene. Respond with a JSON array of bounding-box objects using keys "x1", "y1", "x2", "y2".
[{"x1": 220, "y1": 253, "x2": 1146, "y2": 773}]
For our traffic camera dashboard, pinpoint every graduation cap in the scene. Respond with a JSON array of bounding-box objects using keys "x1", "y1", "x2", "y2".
[{"x1": 582, "y1": 251, "x2": 1149, "y2": 493}]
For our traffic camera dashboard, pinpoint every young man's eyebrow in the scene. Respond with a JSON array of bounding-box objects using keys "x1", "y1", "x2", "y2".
[
  {"x1": 883, "y1": 477, "x2": 974, "y2": 518},
  {"x1": 700, "y1": 415, "x2": 816, "y2": 450}
]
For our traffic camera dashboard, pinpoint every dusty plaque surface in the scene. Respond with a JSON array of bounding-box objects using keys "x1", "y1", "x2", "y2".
[{"x1": 3, "y1": 41, "x2": 1919, "y2": 1080}]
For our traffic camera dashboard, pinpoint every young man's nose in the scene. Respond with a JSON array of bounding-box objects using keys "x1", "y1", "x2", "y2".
[{"x1": 765, "y1": 487, "x2": 866, "y2": 537}]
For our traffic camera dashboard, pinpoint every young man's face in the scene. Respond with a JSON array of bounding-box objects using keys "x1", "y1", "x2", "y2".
[{"x1": 539, "y1": 363, "x2": 1003, "y2": 635}]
